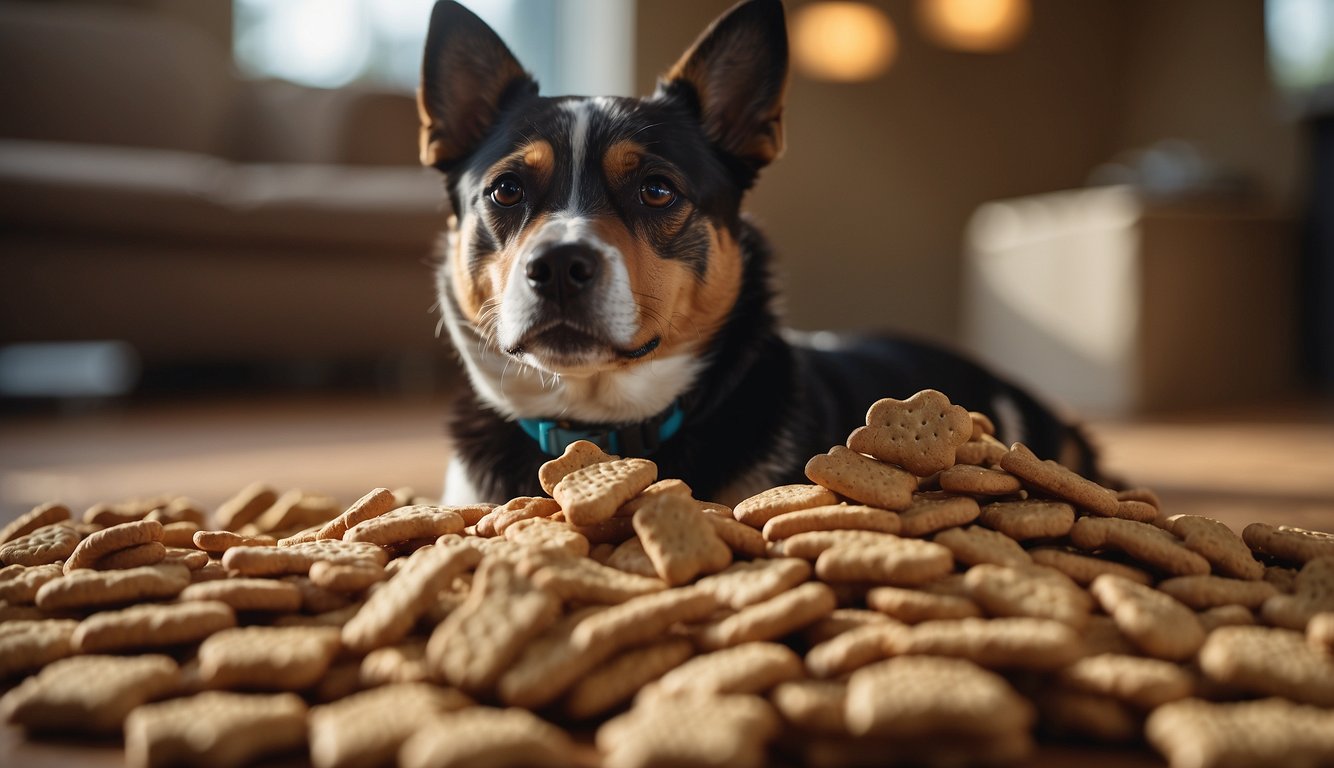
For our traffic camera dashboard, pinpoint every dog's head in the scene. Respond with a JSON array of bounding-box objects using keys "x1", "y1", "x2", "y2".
[{"x1": 420, "y1": 0, "x2": 787, "y2": 424}]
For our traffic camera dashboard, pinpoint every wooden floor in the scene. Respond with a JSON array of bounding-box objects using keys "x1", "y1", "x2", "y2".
[{"x1": 2, "y1": 392, "x2": 1332, "y2": 533}]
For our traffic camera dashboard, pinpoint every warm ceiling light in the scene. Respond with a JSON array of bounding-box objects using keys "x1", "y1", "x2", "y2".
[
  {"x1": 791, "y1": 2, "x2": 898, "y2": 82},
  {"x1": 917, "y1": 0, "x2": 1031, "y2": 53}
]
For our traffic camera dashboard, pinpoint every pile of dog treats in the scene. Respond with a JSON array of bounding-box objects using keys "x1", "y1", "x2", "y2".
[{"x1": 2, "y1": 389, "x2": 1333, "y2": 768}]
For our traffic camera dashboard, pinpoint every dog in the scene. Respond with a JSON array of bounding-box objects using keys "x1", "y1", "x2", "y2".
[{"x1": 418, "y1": 0, "x2": 1096, "y2": 505}]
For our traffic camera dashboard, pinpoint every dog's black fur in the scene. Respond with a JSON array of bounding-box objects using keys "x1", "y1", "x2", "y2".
[{"x1": 420, "y1": 0, "x2": 1095, "y2": 505}]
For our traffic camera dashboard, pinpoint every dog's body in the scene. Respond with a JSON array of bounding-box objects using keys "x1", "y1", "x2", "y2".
[{"x1": 420, "y1": 0, "x2": 1094, "y2": 505}]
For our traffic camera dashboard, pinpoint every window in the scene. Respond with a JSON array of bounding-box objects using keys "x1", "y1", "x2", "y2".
[
  {"x1": 233, "y1": 0, "x2": 633, "y2": 96},
  {"x1": 1266, "y1": 0, "x2": 1334, "y2": 95}
]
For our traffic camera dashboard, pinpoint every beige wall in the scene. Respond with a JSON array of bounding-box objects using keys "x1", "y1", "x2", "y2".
[{"x1": 635, "y1": 0, "x2": 1300, "y2": 343}]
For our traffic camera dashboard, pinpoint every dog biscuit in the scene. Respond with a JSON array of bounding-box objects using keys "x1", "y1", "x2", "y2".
[
  {"x1": 844, "y1": 655, "x2": 1034, "y2": 740},
  {"x1": 1070, "y1": 515, "x2": 1211, "y2": 576},
  {"x1": 598, "y1": 693, "x2": 779, "y2": 768},
  {"x1": 309, "y1": 682, "x2": 472, "y2": 768},
  {"x1": 814, "y1": 537, "x2": 953, "y2": 586},
  {"x1": 158, "y1": 521, "x2": 200, "y2": 549},
  {"x1": 476, "y1": 496, "x2": 561, "y2": 537},
  {"x1": 1058, "y1": 653, "x2": 1194, "y2": 710},
  {"x1": 893, "y1": 616, "x2": 1086, "y2": 670},
  {"x1": 604, "y1": 537, "x2": 658, "y2": 577},
  {"x1": 937, "y1": 464, "x2": 1023, "y2": 496},
  {"x1": 1090, "y1": 573, "x2": 1205, "y2": 661},
  {"x1": 495, "y1": 606, "x2": 613, "y2": 709},
  {"x1": 934, "y1": 525, "x2": 1032, "y2": 567},
  {"x1": 1028, "y1": 546, "x2": 1153, "y2": 586},
  {"x1": 309, "y1": 560, "x2": 386, "y2": 592},
  {"x1": 399, "y1": 708, "x2": 574, "y2": 768},
  {"x1": 1, "y1": 654, "x2": 179, "y2": 733},
  {"x1": 693, "y1": 557, "x2": 812, "y2": 609},
  {"x1": 0, "y1": 619, "x2": 78, "y2": 679},
  {"x1": 1197, "y1": 604, "x2": 1256, "y2": 633},
  {"x1": 1156, "y1": 574, "x2": 1278, "y2": 610},
  {"x1": 528, "y1": 554, "x2": 666, "y2": 604},
  {"x1": 963, "y1": 562, "x2": 1092, "y2": 628},
  {"x1": 538, "y1": 438, "x2": 618, "y2": 496},
  {"x1": 774, "y1": 529, "x2": 902, "y2": 560},
  {"x1": 954, "y1": 433, "x2": 1009, "y2": 467},
  {"x1": 760, "y1": 504, "x2": 901, "y2": 541},
  {"x1": 804, "y1": 621, "x2": 902, "y2": 679},
  {"x1": 1147, "y1": 697, "x2": 1334, "y2": 768},
  {"x1": 999, "y1": 442, "x2": 1119, "y2": 516},
  {"x1": 695, "y1": 581, "x2": 836, "y2": 650},
  {"x1": 1036, "y1": 688, "x2": 1140, "y2": 744},
  {"x1": 220, "y1": 538, "x2": 387, "y2": 576},
  {"x1": 978, "y1": 499, "x2": 1075, "y2": 541},
  {"x1": 572, "y1": 586, "x2": 719, "y2": 654},
  {"x1": 344, "y1": 504, "x2": 465, "y2": 545},
  {"x1": 701, "y1": 510, "x2": 768, "y2": 558},
  {"x1": 1198, "y1": 624, "x2": 1334, "y2": 706},
  {"x1": 614, "y1": 479, "x2": 693, "y2": 518},
  {"x1": 0, "y1": 563, "x2": 63, "y2": 604},
  {"x1": 733, "y1": 484, "x2": 840, "y2": 528},
  {"x1": 0, "y1": 523, "x2": 79, "y2": 567},
  {"x1": 36, "y1": 563, "x2": 192, "y2": 611},
  {"x1": 866, "y1": 585, "x2": 980, "y2": 623},
  {"x1": 0, "y1": 502, "x2": 71, "y2": 546},
  {"x1": 192, "y1": 530, "x2": 276, "y2": 553},
  {"x1": 897, "y1": 494, "x2": 981, "y2": 537},
  {"x1": 198, "y1": 625, "x2": 341, "y2": 691},
  {"x1": 1243, "y1": 522, "x2": 1334, "y2": 565},
  {"x1": 647, "y1": 641, "x2": 804, "y2": 700},
  {"x1": 248, "y1": 489, "x2": 338, "y2": 535},
  {"x1": 633, "y1": 493, "x2": 732, "y2": 585},
  {"x1": 853, "y1": 389, "x2": 972, "y2": 476},
  {"x1": 342, "y1": 541, "x2": 481, "y2": 653},
  {"x1": 125, "y1": 691, "x2": 307, "y2": 768},
  {"x1": 1166, "y1": 514, "x2": 1265, "y2": 580},
  {"x1": 179, "y1": 577, "x2": 304, "y2": 612},
  {"x1": 72, "y1": 600, "x2": 236, "y2": 653},
  {"x1": 214, "y1": 482, "x2": 278, "y2": 531},
  {"x1": 554, "y1": 457, "x2": 657, "y2": 526},
  {"x1": 805, "y1": 446, "x2": 916, "y2": 511},
  {"x1": 93, "y1": 541, "x2": 167, "y2": 570},
  {"x1": 569, "y1": 516, "x2": 638, "y2": 546},
  {"x1": 564, "y1": 638, "x2": 694, "y2": 720},
  {"x1": 1309, "y1": 611, "x2": 1334, "y2": 654},
  {"x1": 770, "y1": 679, "x2": 848, "y2": 735},
  {"x1": 64, "y1": 519, "x2": 163, "y2": 573},
  {"x1": 1260, "y1": 556, "x2": 1334, "y2": 630},
  {"x1": 505, "y1": 516, "x2": 591, "y2": 558},
  {"x1": 317, "y1": 487, "x2": 398, "y2": 540}
]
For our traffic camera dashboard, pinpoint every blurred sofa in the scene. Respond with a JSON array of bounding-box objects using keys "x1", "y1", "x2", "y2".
[{"x1": 0, "y1": 2, "x2": 450, "y2": 368}]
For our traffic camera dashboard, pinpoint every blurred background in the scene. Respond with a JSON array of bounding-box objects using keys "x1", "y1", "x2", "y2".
[{"x1": 1, "y1": 0, "x2": 1331, "y2": 525}]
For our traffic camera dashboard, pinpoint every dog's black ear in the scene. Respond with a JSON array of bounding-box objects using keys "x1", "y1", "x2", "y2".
[
  {"x1": 418, "y1": 0, "x2": 537, "y2": 169},
  {"x1": 659, "y1": 0, "x2": 789, "y2": 171}
]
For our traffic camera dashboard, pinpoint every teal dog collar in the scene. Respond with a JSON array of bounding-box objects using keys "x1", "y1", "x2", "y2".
[{"x1": 517, "y1": 401, "x2": 685, "y2": 457}]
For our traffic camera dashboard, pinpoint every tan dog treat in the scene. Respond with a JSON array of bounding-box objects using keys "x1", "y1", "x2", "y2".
[
  {"x1": 1244, "y1": 522, "x2": 1334, "y2": 565},
  {"x1": 614, "y1": 479, "x2": 693, "y2": 518},
  {"x1": 345, "y1": 504, "x2": 465, "y2": 546},
  {"x1": 192, "y1": 529, "x2": 275, "y2": 553},
  {"x1": 0, "y1": 619, "x2": 78, "y2": 678},
  {"x1": 1259, "y1": 556, "x2": 1334, "y2": 630},
  {"x1": 1165, "y1": 514, "x2": 1265, "y2": 580},
  {"x1": 770, "y1": 679, "x2": 847, "y2": 735},
  {"x1": 64, "y1": 519, "x2": 163, "y2": 573},
  {"x1": 569, "y1": 516, "x2": 638, "y2": 546},
  {"x1": 427, "y1": 557, "x2": 561, "y2": 694},
  {"x1": 213, "y1": 482, "x2": 278, "y2": 531},
  {"x1": 564, "y1": 638, "x2": 694, "y2": 720},
  {"x1": 190, "y1": 561, "x2": 228, "y2": 583},
  {"x1": 572, "y1": 586, "x2": 720, "y2": 654},
  {"x1": 978, "y1": 499, "x2": 1075, "y2": 541},
  {"x1": 805, "y1": 621, "x2": 902, "y2": 679},
  {"x1": 309, "y1": 560, "x2": 386, "y2": 592},
  {"x1": 853, "y1": 389, "x2": 973, "y2": 476},
  {"x1": 221, "y1": 538, "x2": 387, "y2": 576},
  {"x1": 1198, "y1": 604, "x2": 1255, "y2": 632},
  {"x1": 805, "y1": 446, "x2": 917, "y2": 511},
  {"x1": 776, "y1": 529, "x2": 903, "y2": 560},
  {"x1": 866, "y1": 585, "x2": 980, "y2": 623},
  {"x1": 598, "y1": 693, "x2": 778, "y2": 768},
  {"x1": 317, "y1": 487, "x2": 398, "y2": 540},
  {"x1": 761, "y1": 504, "x2": 901, "y2": 541},
  {"x1": 0, "y1": 523, "x2": 79, "y2": 567},
  {"x1": 476, "y1": 496, "x2": 561, "y2": 537},
  {"x1": 179, "y1": 578, "x2": 303, "y2": 612},
  {"x1": 359, "y1": 641, "x2": 429, "y2": 686},
  {"x1": 496, "y1": 606, "x2": 612, "y2": 709},
  {"x1": 94, "y1": 540, "x2": 167, "y2": 570},
  {"x1": 538, "y1": 438, "x2": 618, "y2": 496},
  {"x1": 2, "y1": 654, "x2": 179, "y2": 733},
  {"x1": 1037, "y1": 689, "x2": 1140, "y2": 744},
  {"x1": 1090, "y1": 573, "x2": 1205, "y2": 661},
  {"x1": 285, "y1": 575, "x2": 356, "y2": 614},
  {"x1": 804, "y1": 608, "x2": 891, "y2": 645},
  {"x1": 695, "y1": 581, "x2": 836, "y2": 650},
  {"x1": 897, "y1": 494, "x2": 981, "y2": 537},
  {"x1": 84, "y1": 497, "x2": 165, "y2": 527},
  {"x1": 1028, "y1": 546, "x2": 1153, "y2": 586},
  {"x1": 342, "y1": 541, "x2": 481, "y2": 654},
  {"x1": 400, "y1": 707, "x2": 572, "y2": 768},
  {"x1": 934, "y1": 525, "x2": 1031, "y2": 567},
  {"x1": 844, "y1": 655, "x2": 1034, "y2": 739},
  {"x1": 733, "y1": 484, "x2": 840, "y2": 528},
  {"x1": 963, "y1": 562, "x2": 1092, "y2": 628},
  {"x1": 1058, "y1": 653, "x2": 1194, "y2": 709},
  {"x1": 1117, "y1": 486, "x2": 1161, "y2": 507},
  {"x1": 999, "y1": 442, "x2": 1119, "y2": 516},
  {"x1": 954, "y1": 433, "x2": 1009, "y2": 467},
  {"x1": 0, "y1": 502, "x2": 71, "y2": 546},
  {"x1": 1309, "y1": 611, "x2": 1334, "y2": 653},
  {"x1": 1198, "y1": 624, "x2": 1334, "y2": 706},
  {"x1": 125, "y1": 691, "x2": 306, "y2": 768},
  {"x1": 891, "y1": 616, "x2": 1086, "y2": 670},
  {"x1": 310, "y1": 682, "x2": 472, "y2": 768},
  {"x1": 815, "y1": 538, "x2": 954, "y2": 586},
  {"x1": 701, "y1": 511, "x2": 768, "y2": 558},
  {"x1": 505, "y1": 517, "x2": 591, "y2": 558},
  {"x1": 633, "y1": 494, "x2": 732, "y2": 585},
  {"x1": 198, "y1": 625, "x2": 341, "y2": 690},
  {"x1": 1114, "y1": 499, "x2": 1160, "y2": 523},
  {"x1": 529, "y1": 555, "x2": 665, "y2": 604},
  {"x1": 248, "y1": 489, "x2": 329, "y2": 534},
  {"x1": 0, "y1": 563, "x2": 63, "y2": 604},
  {"x1": 158, "y1": 521, "x2": 200, "y2": 549},
  {"x1": 604, "y1": 538, "x2": 656, "y2": 577},
  {"x1": 937, "y1": 464, "x2": 1023, "y2": 496},
  {"x1": 1082, "y1": 614, "x2": 1138, "y2": 656},
  {"x1": 36, "y1": 563, "x2": 191, "y2": 611},
  {"x1": 649, "y1": 642, "x2": 803, "y2": 699},
  {"x1": 72, "y1": 600, "x2": 235, "y2": 653},
  {"x1": 694, "y1": 558, "x2": 812, "y2": 610},
  {"x1": 1147, "y1": 697, "x2": 1334, "y2": 768},
  {"x1": 1157, "y1": 574, "x2": 1279, "y2": 610},
  {"x1": 554, "y1": 457, "x2": 657, "y2": 526},
  {"x1": 969, "y1": 410, "x2": 996, "y2": 437},
  {"x1": 1070, "y1": 515, "x2": 1211, "y2": 576}
]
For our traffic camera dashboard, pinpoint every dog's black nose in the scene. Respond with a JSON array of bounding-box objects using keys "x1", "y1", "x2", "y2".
[{"x1": 525, "y1": 244, "x2": 600, "y2": 301}]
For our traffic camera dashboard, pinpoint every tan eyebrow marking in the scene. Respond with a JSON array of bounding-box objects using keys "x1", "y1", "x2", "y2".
[
  {"x1": 603, "y1": 140, "x2": 644, "y2": 188},
  {"x1": 484, "y1": 140, "x2": 555, "y2": 187}
]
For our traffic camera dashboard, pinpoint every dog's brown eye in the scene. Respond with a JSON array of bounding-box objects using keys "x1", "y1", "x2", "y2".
[
  {"x1": 490, "y1": 175, "x2": 524, "y2": 207},
  {"x1": 639, "y1": 176, "x2": 677, "y2": 208}
]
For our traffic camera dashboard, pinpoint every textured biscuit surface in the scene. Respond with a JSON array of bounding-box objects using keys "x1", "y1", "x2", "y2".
[
  {"x1": 733, "y1": 484, "x2": 840, "y2": 528},
  {"x1": 1146, "y1": 697, "x2": 1334, "y2": 768},
  {"x1": 1070, "y1": 516, "x2": 1211, "y2": 576},
  {"x1": 852, "y1": 389, "x2": 972, "y2": 476},
  {"x1": 1244, "y1": 523, "x2": 1334, "y2": 565},
  {"x1": 1197, "y1": 625, "x2": 1334, "y2": 706},
  {"x1": 538, "y1": 439, "x2": 617, "y2": 496},
  {"x1": 1000, "y1": 442, "x2": 1119, "y2": 516},
  {"x1": 1167, "y1": 514, "x2": 1264, "y2": 580},
  {"x1": 0, "y1": 523, "x2": 80, "y2": 567},
  {"x1": 934, "y1": 525, "x2": 1033, "y2": 567},
  {"x1": 761, "y1": 504, "x2": 901, "y2": 541},
  {"x1": 978, "y1": 500, "x2": 1076, "y2": 541},
  {"x1": 805, "y1": 446, "x2": 917, "y2": 511},
  {"x1": 0, "y1": 619, "x2": 79, "y2": 679},
  {"x1": 814, "y1": 538, "x2": 954, "y2": 586},
  {"x1": 554, "y1": 458, "x2": 657, "y2": 526},
  {"x1": 125, "y1": 691, "x2": 307, "y2": 768},
  {"x1": 1090, "y1": 574, "x2": 1205, "y2": 661},
  {"x1": 632, "y1": 494, "x2": 731, "y2": 585},
  {"x1": 309, "y1": 682, "x2": 472, "y2": 768},
  {"x1": 0, "y1": 503, "x2": 71, "y2": 546},
  {"x1": 400, "y1": 707, "x2": 573, "y2": 768},
  {"x1": 963, "y1": 563, "x2": 1092, "y2": 628},
  {"x1": 197, "y1": 625, "x2": 342, "y2": 691},
  {"x1": 844, "y1": 655, "x2": 1035, "y2": 740},
  {"x1": 598, "y1": 693, "x2": 779, "y2": 768},
  {"x1": 1, "y1": 654, "x2": 180, "y2": 733},
  {"x1": 694, "y1": 581, "x2": 837, "y2": 650},
  {"x1": 72, "y1": 600, "x2": 236, "y2": 653}
]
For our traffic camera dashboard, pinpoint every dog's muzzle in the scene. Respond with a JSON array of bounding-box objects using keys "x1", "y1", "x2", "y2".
[{"x1": 524, "y1": 243, "x2": 601, "y2": 306}]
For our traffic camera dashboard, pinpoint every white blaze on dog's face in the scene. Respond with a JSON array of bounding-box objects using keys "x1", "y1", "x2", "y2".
[{"x1": 419, "y1": 0, "x2": 787, "y2": 423}]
